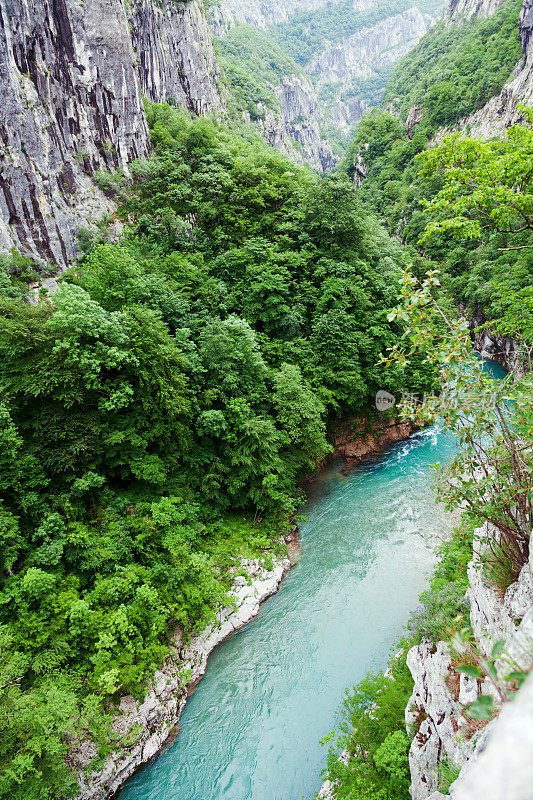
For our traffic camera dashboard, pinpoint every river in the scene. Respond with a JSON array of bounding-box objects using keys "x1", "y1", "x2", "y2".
[{"x1": 119, "y1": 361, "x2": 506, "y2": 800}]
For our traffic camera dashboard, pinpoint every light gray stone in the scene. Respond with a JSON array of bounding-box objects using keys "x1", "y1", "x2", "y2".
[
  {"x1": 459, "y1": 673, "x2": 479, "y2": 706},
  {"x1": 0, "y1": 0, "x2": 225, "y2": 268},
  {"x1": 503, "y1": 563, "x2": 533, "y2": 620},
  {"x1": 449, "y1": 673, "x2": 533, "y2": 800}
]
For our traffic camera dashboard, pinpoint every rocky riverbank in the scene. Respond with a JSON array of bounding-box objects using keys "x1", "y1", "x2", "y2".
[
  {"x1": 469, "y1": 312, "x2": 528, "y2": 376},
  {"x1": 72, "y1": 547, "x2": 293, "y2": 800},
  {"x1": 407, "y1": 525, "x2": 533, "y2": 800},
  {"x1": 303, "y1": 414, "x2": 416, "y2": 483},
  {"x1": 74, "y1": 413, "x2": 419, "y2": 800}
]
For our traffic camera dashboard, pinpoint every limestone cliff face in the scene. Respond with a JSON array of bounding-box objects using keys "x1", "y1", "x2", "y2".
[
  {"x1": 0, "y1": 0, "x2": 225, "y2": 267},
  {"x1": 0, "y1": 0, "x2": 149, "y2": 266},
  {"x1": 239, "y1": 73, "x2": 335, "y2": 173},
  {"x1": 213, "y1": 0, "x2": 438, "y2": 161},
  {"x1": 406, "y1": 527, "x2": 533, "y2": 800},
  {"x1": 309, "y1": 8, "x2": 429, "y2": 86},
  {"x1": 309, "y1": 7, "x2": 432, "y2": 134},
  {"x1": 444, "y1": 0, "x2": 507, "y2": 21},
  {"x1": 128, "y1": 0, "x2": 226, "y2": 116},
  {"x1": 211, "y1": 0, "x2": 328, "y2": 30}
]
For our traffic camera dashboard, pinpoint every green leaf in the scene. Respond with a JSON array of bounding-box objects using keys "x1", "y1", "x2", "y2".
[
  {"x1": 458, "y1": 665, "x2": 481, "y2": 679},
  {"x1": 491, "y1": 640, "x2": 505, "y2": 659},
  {"x1": 466, "y1": 694, "x2": 495, "y2": 720},
  {"x1": 507, "y1": 671, "x2": 527, "y2": 687}
]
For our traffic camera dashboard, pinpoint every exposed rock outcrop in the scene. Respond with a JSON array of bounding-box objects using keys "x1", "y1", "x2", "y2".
[
  {"x1": 444, "y1": 0, "x2": 508, "y2": 22},
  {"x1": 328, "y1": 415, "x2": 415, "y2": 460},
  {"x1": 448, "y1": 670, "x2": 533, "y2": 800},
  {"x1": 255, "y1": 75, "x2": 335, "y2": 172},
  {"x1": 213, "y1": 0, "x2": 440, "y2": 157},
  {"x1": 435, "y1": 0, "x2": 533, "y2": 139},
  {"x1": 0, "y1": 0, "x2": 149, "y2": 267},
  {"x1": 308, "y1": 7, "x2": 433, "y2": 135},
  {"x1": 309, "y1": 9, "x2": 429, "y2": 87},
  {"x1": 0, "y1": 0, "x2": 225, "y2": 268},
  {"x1": 129, "y1": 0, "x2": 226, "y2": 116},
  {"x1": 469, "y1": 309, "x2": 528, "y2": 376},
  {"x1": 212, "y1": 0, "x2": 329, "y2": 30},
  {"x1": 406, "y1": 641, "x2": 475, "y2": 798},
  {"x1": 407, "y1": 527, "x2": 533, "y2": 800},
  {"x1": 73, "y1": 550, "x2": 292, "y2": 800}
]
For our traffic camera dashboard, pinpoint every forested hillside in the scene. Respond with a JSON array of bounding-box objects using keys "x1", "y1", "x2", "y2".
[
  {"x1": 213, "y1": 0, "x2": 443, "y2": 158},
  {"x1": 318, "y1": 2, "x2": 533, "y2": 797},
  {"x1": 1, "y1": 0, "x2": 532, "y2": 797},
  {"x1": 0, "y1": 106, "x2": 435, "y2": 798},
  {"x1": 341, "y1": 0, "x2": 531, "y2": 334}
]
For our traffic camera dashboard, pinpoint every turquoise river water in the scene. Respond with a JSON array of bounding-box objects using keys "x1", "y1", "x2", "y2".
[{"x1": 119, "y1": 361, "x2": 505, "y2": 800}]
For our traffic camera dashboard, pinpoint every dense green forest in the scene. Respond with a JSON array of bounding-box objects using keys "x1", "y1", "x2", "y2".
[
  {"x1": 341, "y1": 0, "x2": 531, "y2": 331},
  {"x1": 0, "y1": 105, "x2": 435, "y2": 798},
  {"x1": 383, "y1": 0, "x2": 522, "y2": 125},
  {"x1": 1, "y1": 0, "x2": 532, "y2": 795}
]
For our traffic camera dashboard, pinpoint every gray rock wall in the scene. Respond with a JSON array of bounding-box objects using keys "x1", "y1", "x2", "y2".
[
  {"x1": 444, "y1": 0, "x2": 508, "y2": 21},
  {"x1": 129, "y1": 0, "x2": 226, "y2": 116},
  {"x1": 0, "y1": 0, "x2": 225, "y2": 268},
  {"x1": 0, "y1": 0, "x2": 149, "y2": 266},
  {"x1": 407, "y1": 527, "x2": 533, "y2": 800},
  {"x1": 469, "y1": 309, "x2": 528, "y2": 376}
]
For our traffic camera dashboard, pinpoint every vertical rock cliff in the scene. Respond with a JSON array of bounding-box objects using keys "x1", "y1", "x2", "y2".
[
  {"x1": 252, "y1": 74, "x2": 335, "y2": 172},
  {"x1": 0, "y1": 0, "x2": 225, "y2": 267},
  {"x1": 444, "y1": 0, "x2": 507, "y2": 20},
  {"x1": 309, "y1": 7, "x2": 433, "y2": 134},
  {"x1": 0, "y1": 0, "x2": 149, "y2": 266},
  {"x1": 128, "y1": 0, "x2": 226, "y2": 116},
  {"x1": 406, "y1": 527, "x2": 533, "y2": 800}
]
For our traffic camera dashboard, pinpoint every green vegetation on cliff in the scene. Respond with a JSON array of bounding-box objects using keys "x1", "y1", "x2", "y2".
[
  {"x1": 216, "y1": 23, "x2": 301, "y2": 119},
  {"x1": 0, "y1": 106, "x2": 434, "y2": 798},
  {"x1": 340, "y1": 0, "x2": 530, "y2": 336},
  {"x1": 383, "y1": 0, "x2": 522, "y2": 127}
]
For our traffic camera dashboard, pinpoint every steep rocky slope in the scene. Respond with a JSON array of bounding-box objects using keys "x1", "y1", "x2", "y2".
[
  {"x1": 213, "y1": 0, "x2": 442, "y2": 152},
  {"x1": 211, "y1": 0, "x2": 329, "y2": 30},
  {"x1": 0, "y1": 0, "x2": 148, "y2": 267},
  {"x1": 250, "y1": 74, "x2": 335, "y2": 172},
  {"x1": 435, "y1": 0, "x2": 533, "y2": 136},
  {"x1": 445, "y1": 0, "x2": 508, "y2": 19},
  {"x1": 129, "y1": 0, "x2": 226, "y2": 116},
  {"x1": 0, "y1": 0, "x2": 225, "y2": 267},
  {"x1": 309, "y1": 7, "x2": 431, "y2": 135},
  {"x1": 407, "y1": 526, "x2": 533, "y2": 800}
]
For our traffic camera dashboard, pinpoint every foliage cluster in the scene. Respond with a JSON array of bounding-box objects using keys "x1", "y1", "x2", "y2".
[
  {"x1": 0, "y1": 105, "x2": 434, "y2": 798},
  {"x1": 342, "y1": 104, "x2": 533, "y2": 339},
  {"x1": 216, "y1": 23, "x2": 301, "y2": 120},
  {"x1": 383, "y1": 0, "x2": 522, "y2": 128}
]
